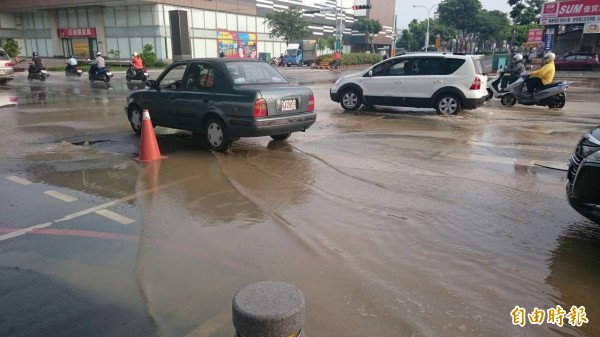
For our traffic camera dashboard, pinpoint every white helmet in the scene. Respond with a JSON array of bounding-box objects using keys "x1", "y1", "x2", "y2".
[
  {"x1": 96, "y1": 52, "x2": 102, "y2": 56},
  {"x1": 543, "y1": 52, "x2": 556, "y2": 63},
  {"x1": 133, "y1": 52, "x2": 139, "y2": 57},
  {"x1": 513, "y1": 53, "x2": 523, "y2": 62}
]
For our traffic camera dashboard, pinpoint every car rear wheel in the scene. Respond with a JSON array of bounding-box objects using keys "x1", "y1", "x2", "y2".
[
  {"x1": 501, "y1": 94, "x2": 517, "y2": 106},
  {"x1": 340, "y1": 89, "x2": 362, "y2": 111},
  {"x1": 271, "y1": 133, "x2": 291, "y2": 141},
  {"x1": 205, "y1": 117, "x2": 231, "y2": 152},
  {"x1": 129, "y1": 106, "x2": 143, "y2": 135},
  {"x1": 435, "y1": 94, "x2": 461, "y2": 115}
]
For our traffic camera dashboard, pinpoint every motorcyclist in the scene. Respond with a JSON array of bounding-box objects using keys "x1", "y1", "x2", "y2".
[
  {"x1": 525, "y1": 52, "x2": 556, "y2": 95},
  {"x1": 30, "y1": 52, "x2": 45, "y2": 74},
  {"x1": 130, "y1": 52, "x2": 144, "y2": 77},
  {"x1": 92, "y1": 51, "x2": 106, "y2": 75},
  {"x1": 500, "y1": 53, "x2": 526, "y2": 91},
  {"x1": 65, "y1": 55, "x2": 78, "y2": 73},
  {"x1": 279, "y1": 53, "x2": 284, "y2": 66}
]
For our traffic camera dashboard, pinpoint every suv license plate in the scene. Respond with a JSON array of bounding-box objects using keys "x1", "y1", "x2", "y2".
[{"x1": 282, "y1": 99, "x2": 297, "y2": 111}]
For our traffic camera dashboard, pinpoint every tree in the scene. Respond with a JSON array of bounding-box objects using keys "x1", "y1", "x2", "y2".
[
  {"x1": 475, "y1": 10, "x2": 511, "y2": 52},
  {"x1": 438, "y1": 0, "x2": 482, "y2": 52},
  {"x1": 508, "y1": 0, "x2": 543, "y2": 25},
  {"x1": 317, "y1": 36, "x2": 336, "y2": 54},
  {"x1": 265, "y1": 6, "x2": 311, "y2": 44},
  {"x1": 354, "y1": 18, "x2": 382, "y2": 53},
  {"x1": 2, "y1": 39, "x2": 21, "y2": 59},
  {"x1": 140, "y1": 44, "x2": 156, "y2": 67}
]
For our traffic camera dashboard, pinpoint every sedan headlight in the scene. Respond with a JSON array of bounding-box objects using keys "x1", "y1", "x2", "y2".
[{"x1": 580, "y1": 136, "x2": 600, "y2": 159}]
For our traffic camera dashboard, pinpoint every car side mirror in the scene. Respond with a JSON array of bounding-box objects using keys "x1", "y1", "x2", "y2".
[
  {"x1": 146, "y1": 80, "x2": 157, "y2": 88},
  {"x1": 368, "y1": 70, "x2": 373, "y2": 77}
]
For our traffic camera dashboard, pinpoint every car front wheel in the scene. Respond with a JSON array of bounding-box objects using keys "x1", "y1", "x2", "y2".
[
  {"x1": 205, "y1": 117, "x2": 232, "y2": 152},
  {"x1": 340, "y1": 89, "x2": 362, "y2": 111},
  {"x1": 129, "y1": 106, "x2": 143, "y2": 134},
  {"x1": 435, "y1": 94, "x2": 461, "y2": 115}
]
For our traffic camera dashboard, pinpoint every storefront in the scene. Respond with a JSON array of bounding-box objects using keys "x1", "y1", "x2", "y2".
[
  {"x1": 58, "y1": 28, "x2": 97, "y2": 58},
  {"x1": 541, "y1": 0, "x2": 600, "y2": 56}
]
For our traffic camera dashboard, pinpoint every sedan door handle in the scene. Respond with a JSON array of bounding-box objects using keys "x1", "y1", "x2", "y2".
[
  {"x1": 394, "y1": 80, "x2": 404, "y2": 84},
  {"x1": 433, "y1": 80, "x2": 443, "y2": 83}
]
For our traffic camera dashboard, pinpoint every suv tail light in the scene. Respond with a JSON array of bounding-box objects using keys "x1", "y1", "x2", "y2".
[
  {"x1": 6, "y1": 62, "x2": 13, "y2": 67},
  {"x1": 307, "y1": 94, "x2": 315, "y2": 112},
  {"x1": 253, "y1": 98, "x2": 268, "y2": 117},
  {"x1": 469, "y1": 76, "x2": 481, "y2": 90}
]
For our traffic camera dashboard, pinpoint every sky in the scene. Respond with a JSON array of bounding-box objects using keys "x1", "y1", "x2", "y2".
[{"x1": 395, "y1": 0, "x2": 513, "y2": 30}]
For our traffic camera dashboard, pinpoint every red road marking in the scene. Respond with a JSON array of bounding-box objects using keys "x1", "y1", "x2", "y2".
[{"x1": 0, "y1": 227, "x2": 138, "y2": 241}]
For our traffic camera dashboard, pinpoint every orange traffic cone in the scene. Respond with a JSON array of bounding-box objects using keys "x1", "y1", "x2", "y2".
[{"x1": 135, "y1": 109, "x2": 165, "y2": 162}]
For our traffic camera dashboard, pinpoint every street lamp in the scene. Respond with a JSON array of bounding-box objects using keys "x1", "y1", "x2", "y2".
[{"x1": 412, "y1": 4, "x2": 438, "y2": 52}]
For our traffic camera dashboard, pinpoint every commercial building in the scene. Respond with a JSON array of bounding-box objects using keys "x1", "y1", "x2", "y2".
[
  {"x1": 540, "y1": 0, "x2": 600, "y2": 55},
  {"x1": 0, "y1": 0, "x2": 394, "y2": 61}
]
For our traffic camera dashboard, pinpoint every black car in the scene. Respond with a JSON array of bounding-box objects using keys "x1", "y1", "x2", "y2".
[
  {"x1": 125, "y1": 58, "x2": 316, "y2": 152},
  {"x1": 567, "y1": 125, "x2": 600, "y2": 224}
]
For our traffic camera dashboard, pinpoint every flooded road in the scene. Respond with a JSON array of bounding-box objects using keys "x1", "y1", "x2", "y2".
[{"x1": 1, "y1": 72, "x2": 599, "y2": 337}]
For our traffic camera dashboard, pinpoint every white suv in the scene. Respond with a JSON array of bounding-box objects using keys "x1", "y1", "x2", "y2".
[
  {"x1": 0, "y1": 48, "x2": 15, "y2": 85},
  {"x1": 330, "y1": 52, "x2": 488, "y2": 115}
]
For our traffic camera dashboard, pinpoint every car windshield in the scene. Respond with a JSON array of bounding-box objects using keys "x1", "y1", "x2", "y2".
[
  {"x1": 285, "y1": 50, "x2": 296, "y2": 57},
  {"x1": 225, "y1": 62, "x2": 288, "y2": 85}
]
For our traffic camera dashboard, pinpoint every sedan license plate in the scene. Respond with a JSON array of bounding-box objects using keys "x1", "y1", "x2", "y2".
[{"x1": 281, "y1": 99, "x2": 297, "y2": 111}]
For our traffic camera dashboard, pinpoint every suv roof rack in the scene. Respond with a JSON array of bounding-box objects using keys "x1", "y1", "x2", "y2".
[{"x1": 453, "y1": 52, "x2": 466, "y2": 56}]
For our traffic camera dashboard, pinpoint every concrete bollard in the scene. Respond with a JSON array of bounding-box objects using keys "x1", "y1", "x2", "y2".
[{"x1": 232, "y1": 281, "x2": 305, "y2": 337}]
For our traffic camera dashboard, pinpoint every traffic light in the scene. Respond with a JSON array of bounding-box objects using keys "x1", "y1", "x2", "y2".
[{"x1": 352, "y1": 4, "x2": 372, "y2": 10}]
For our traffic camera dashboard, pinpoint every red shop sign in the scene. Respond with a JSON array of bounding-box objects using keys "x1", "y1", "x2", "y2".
[{"x1": 57, "y1": 28, "x2": 97, "y2": 38}]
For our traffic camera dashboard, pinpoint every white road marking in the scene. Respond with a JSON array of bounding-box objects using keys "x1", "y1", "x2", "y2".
[
  {"x1": 95, "y1": 209, "x2": 135, "y2": 225},
  {"x1": 44, "y1": 190, "x2": 78, "y2": 202},
  {"x1": 6, "y1": 176, "x2": 32, "y2": 185},
  {"x1": 0, "y1": 222, "x2": 52, "y2": 241},
  {"x1": 0, "y1": 173, "x2": 203, "y2": 242}
]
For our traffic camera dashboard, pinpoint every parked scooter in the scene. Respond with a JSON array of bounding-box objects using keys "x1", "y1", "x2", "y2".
[
  {"x1": 65, "y1": 63, "x2": 83, "y2": 77},
  {"x1": 500, "y1": 74, "x2": 571, "y2": 109},
  {"x1": 27, "y1": 64, "x2": 50, "y2": 82},
  {"x1": 125, "y1": 62, "x2": 148, "y2": 82},
  {"x1": 88, "y1": 64, "x2": 113, "y2": 83}
]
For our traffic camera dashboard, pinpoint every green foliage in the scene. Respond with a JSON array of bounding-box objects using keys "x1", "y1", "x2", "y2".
[
  {"x1": 354, "y1": 18, "x2": 383, "y2": 53},
  {"x1": 476, "y1": 10, "x2": 511, "y2": 44},
  {"x1": 438, "y1": 0, "x2": 482, "y2": 35},
  {"x1": 108, "y1": 49, "x2": 121, "y2": 59},
  {"x1": 2, "y1": 39, "x2": 21, "y2": 58},
  {"x1": 140, "y1": 44, "x2": 156, "y2": 67},
  {"x1": 508, "y1": 0, "x2": 543, "y2": 25},
  {"x1": 315, "y1": 53, "x2": 380, "y2": 66},
  {"x1": 317, "y1": 36, "x2": 336, "y2": 53},
  {"x1": 265, "y1": 6, "x2": 311, "y2": 44}
]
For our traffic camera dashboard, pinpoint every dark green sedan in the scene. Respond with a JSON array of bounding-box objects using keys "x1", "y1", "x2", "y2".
[{"x1": 125, "y1": 58, "x2": 316, "y2": 152}]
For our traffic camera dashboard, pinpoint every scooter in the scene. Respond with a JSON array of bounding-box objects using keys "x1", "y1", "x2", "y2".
[
  {"x1": 500, "y1": 74, "x2": 571, "y2": 109},
  {"x1": 487, "y1": 70, "x2": 525, "y2": 100},
  {"x1": 125, "y1": 62, "x2": 148, "y2": 82},
  {"x1": 27, "y1": 64, "x2": 50, "y2": 82},
  {"x1": 88, "y1": 64, "x2": 113, "y2": 83},
  {"x1": 65, "y1": 63, "x2": 83, "y2": 77},
  {"x1": 270, "y1": 57, "x2": 279, "y2": 67},
  {"x1": 486, "y1": 71, "x2": 506, "y2": 100}
]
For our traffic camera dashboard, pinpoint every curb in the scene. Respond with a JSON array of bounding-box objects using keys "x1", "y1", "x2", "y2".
[{"x1": 311, "y1": 64, "x2": 372, "y2": 70}]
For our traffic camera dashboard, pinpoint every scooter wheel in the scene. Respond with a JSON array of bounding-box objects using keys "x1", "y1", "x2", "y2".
[
  {"x1": 501, "y1": 94, "x2": 516, "y2": 107},
  {"x1": 40, "y1": 76, "x2": 46, "y2": 82},
  {"x1": 104, "y1": 76, "x2": 110, "y2": 83},
  {"x1": 28, "y1": 75, "x2": 33, "y2": 81},
  {"x1": 548, "y1": 94, "x2": 566, "y2": 109}
]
